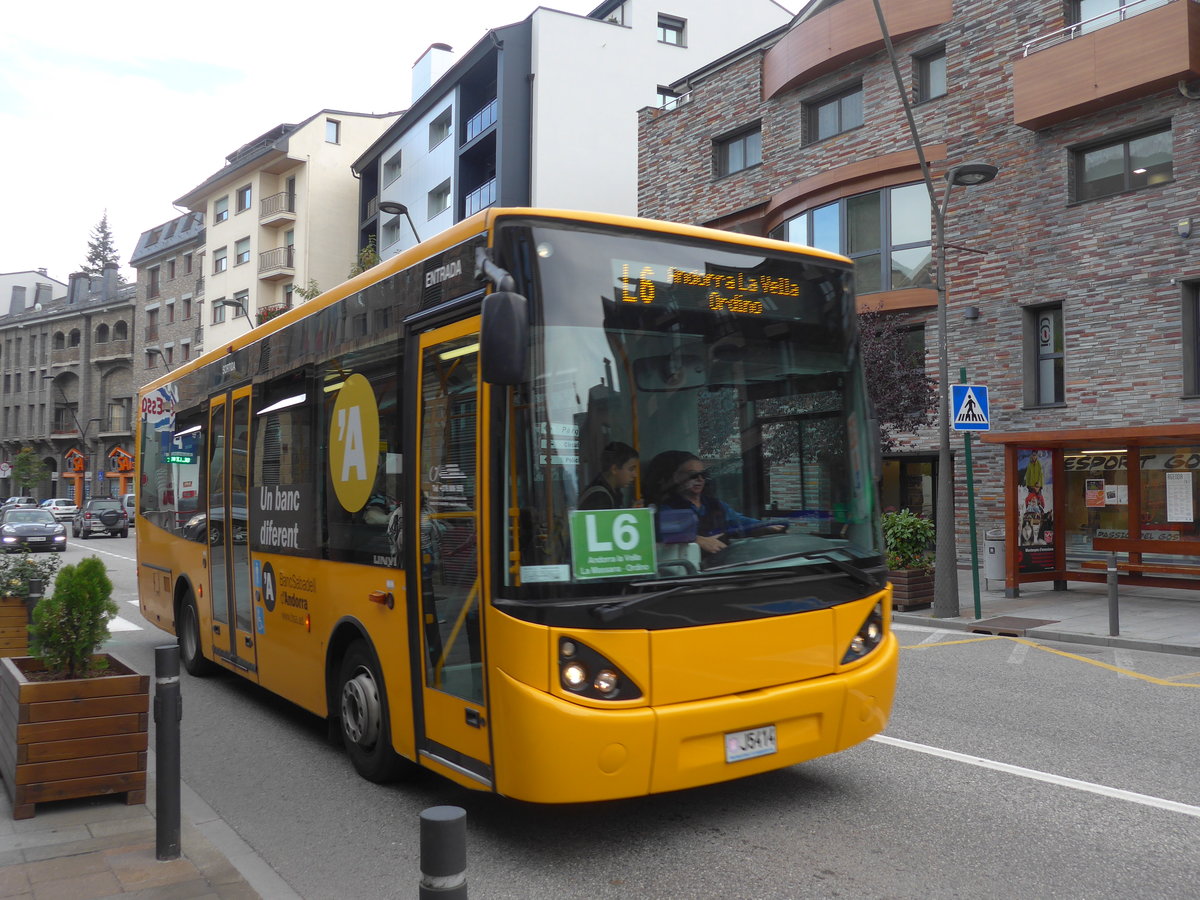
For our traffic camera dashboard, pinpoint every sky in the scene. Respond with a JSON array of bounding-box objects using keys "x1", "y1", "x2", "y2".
[{"x1": 3, "y1": 0, "x2": 733, "y2": 285}]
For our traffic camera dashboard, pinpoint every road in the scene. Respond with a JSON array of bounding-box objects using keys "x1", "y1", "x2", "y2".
[{"x1": 69, "y1": 537, "x2": 1200, "y2": 898}]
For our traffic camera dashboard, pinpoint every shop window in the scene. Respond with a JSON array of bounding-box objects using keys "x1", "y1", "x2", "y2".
[
  {"x1": 1024, "y1": 304, "x2": 1064, "y2": 406},
  {"x1": 1139, "y1": 446, "x2": 1200, "y2": 546}
]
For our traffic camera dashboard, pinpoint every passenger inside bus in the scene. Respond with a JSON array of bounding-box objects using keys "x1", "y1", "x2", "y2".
[
  {"x1": 646, "y1": 451, "x2": 787, "y2": 557},
  {"x1": 577, "y1": 442, "x2": 641, "y2": 510}
]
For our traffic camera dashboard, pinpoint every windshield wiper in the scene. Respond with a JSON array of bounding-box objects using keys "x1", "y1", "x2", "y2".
[
  {"x1": 589, "y1": 584, "x2": 693, "y2": 623},
  {"x1": 704, "y1": 548, "x2": 885, "y2": 589}
]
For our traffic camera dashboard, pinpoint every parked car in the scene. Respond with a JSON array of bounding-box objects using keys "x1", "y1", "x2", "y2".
[
  {"x1": 40, "y1": 498, "x2": 79, "y2": 522},
  {"x1": 1, "y1": 497, "x2": 38, "y2": 512},
  {"x1": 122, "y1": 493, "x2": 136, "y2": 527},
  {"x1": 72, "y1": 498, "x2": 129, "y2": 539},
  {"x1": 0, "y1": 508, "x2": 67, "y2": 553}
]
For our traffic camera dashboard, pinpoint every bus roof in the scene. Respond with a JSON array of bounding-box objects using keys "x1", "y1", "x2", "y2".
[{"x1": 139, "y1": 208, "x2": 852, "y2": 395}]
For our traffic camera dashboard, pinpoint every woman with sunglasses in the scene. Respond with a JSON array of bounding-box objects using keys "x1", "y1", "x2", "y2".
[{"x1": 645, "y1": 450, "x2": 786, "y2": 557}]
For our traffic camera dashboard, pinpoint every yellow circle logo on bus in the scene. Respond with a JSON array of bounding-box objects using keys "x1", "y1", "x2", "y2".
[{"x1": 328, "y1": 373, "x2": 379, "y2": 512}]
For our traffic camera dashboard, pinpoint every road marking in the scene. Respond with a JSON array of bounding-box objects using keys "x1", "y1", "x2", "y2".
[
  {"x1": 1113, "y1": 649, "x2": 1136, "y2": 679},
  {"x1": 918, "y1": 630, "x2": 946, "y2": 645},
  {"x1": 108, "y1": 616, "x2": 140, "y2": 632},
  {"x1": 1008, "y1": 641, "x2": 1030, "y2": 665},
  {"x1": 898, "y1": 631, "x2": 1200, "y2": 688},
  {"x1": 68, "y1": 541, "x2": 135, "y2": 563},
  {"x1": 872, "y1": 734, "x2": 1200, "y2": 820}
]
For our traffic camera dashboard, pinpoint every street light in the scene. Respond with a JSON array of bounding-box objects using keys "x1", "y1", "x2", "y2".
[
  {"x1": 378, "y1": 201, "x2": 422, "y2": 243},
  {"x1": 145, "y1": 348, "x2": 172, "y2": 372},
  {"x1": 931, "y1": 164, "x2": 998, "y2": 618},
  {"x1": 215, "y1": 298, "x2": 254, "y2": 331},
  {"x1": 869, "y1": 0, "x2": 999, "y2": 617}
]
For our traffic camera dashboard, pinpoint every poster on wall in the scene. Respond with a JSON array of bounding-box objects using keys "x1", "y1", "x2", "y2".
[
  {"x1": 1085, "y1": 479, "x2": 1106, "y2": 508},
  {"x1": 1166, "y1": 471, "x2": 1194, "y2": 523},
  {"x1": 1017, "y1": 448, "x2": 1055, "y2": 573}
]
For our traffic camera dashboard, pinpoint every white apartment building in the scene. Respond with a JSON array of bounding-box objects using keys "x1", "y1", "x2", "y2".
[
  {"x1": 175, "y1": 110, "x2": 401, "y2": 349},
  {"x1": 354, "y1": 0, "x2": 795, "y2": 260}
]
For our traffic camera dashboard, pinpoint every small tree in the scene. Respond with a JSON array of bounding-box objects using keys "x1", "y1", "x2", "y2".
[
  {"x1": 80, "y1": 211, "x2": 124, "y2": 280},
  {"x1": 348, "y1": 236, "x2": 382, "y2": 278},
  {"x1": 28, "y1": 557, "x2": 117, "y2": 680},
  {"x1": 881, "y1": 509, "x2": 935, "y2": 572},
  {"x1": 294, "y1": 278, "x2": 322, "y2": 301},
  {"x1": 0, "y1": 551, "x2": 62, "y2": 600},
  {"x1": 858, "y1": 307, "x2": 938, "y2": 452},
  {"x1": 11, "y1": 447, "x2": 49, "y2": 495}
]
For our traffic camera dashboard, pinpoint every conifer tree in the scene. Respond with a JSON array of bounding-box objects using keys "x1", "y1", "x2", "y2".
[{"x1": 80, "y1": 211, "x2": 124, "y2": 279}]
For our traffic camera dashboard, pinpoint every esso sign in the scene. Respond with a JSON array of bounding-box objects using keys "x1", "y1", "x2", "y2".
[{"x1": 140, "y1": 395, "x2": 168, "y2": 417}]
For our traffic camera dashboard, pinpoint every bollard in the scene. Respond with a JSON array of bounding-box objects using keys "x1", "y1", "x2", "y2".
[
  {"x1": 1106, "y1": 552, "x2": 1120, "y2": 637},
  {"x1": 420, "y1": 806, "x2": 467, "y2": 899},
  {"x1": 154, "y1": 645, "x2": 182, "y2": 861}
]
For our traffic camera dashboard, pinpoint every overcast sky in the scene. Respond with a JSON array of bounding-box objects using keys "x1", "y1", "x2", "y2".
[{"x1": 3, "y1": 0, "x2": 806, "y2": 285}]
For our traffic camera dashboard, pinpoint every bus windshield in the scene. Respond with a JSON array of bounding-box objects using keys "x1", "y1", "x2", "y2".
[{"x1": 498, "y1": 221, "x2": 883, "y2": 620}]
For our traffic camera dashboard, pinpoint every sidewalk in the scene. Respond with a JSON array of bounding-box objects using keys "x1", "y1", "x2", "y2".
[
  {"x1": 0, "y1": 757, "x2": 300, "y2": 900},
  {"x1": 892, "y1": 565, "x2": 1200, "y2": 656}
]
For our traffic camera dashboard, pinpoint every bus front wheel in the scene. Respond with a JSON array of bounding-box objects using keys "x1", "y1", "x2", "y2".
[{"x1": 338, "y1": 642, "x2": 403, "y2": 783}]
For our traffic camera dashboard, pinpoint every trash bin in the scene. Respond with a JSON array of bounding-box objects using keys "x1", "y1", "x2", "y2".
[{"x1": 983, "y1": 529, "x2": 1004, "y2": 589}]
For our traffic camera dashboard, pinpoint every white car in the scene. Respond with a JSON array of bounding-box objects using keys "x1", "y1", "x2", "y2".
[{"x1": 41, "y1": 498, "x2": 79, "y2": 523}]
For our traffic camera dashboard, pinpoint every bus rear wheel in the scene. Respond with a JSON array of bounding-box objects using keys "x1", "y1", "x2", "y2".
[
  {"x1": 179, "y1": 591, "x2": 215, "y2": 677},
  {"x1": 338, "y1": 641, "x2": 403, "y2": 783}
]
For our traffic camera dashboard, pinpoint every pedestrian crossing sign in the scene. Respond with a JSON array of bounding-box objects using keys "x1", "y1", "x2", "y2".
[{"x1": 951, "y1": 384, "x2": 990, "y2": 431}]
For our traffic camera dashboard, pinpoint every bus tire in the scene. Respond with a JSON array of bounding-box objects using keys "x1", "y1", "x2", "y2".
[
  {"x1": 179, "y1": 591, "x2": 216, "y2": 677},
  {"x1": 337, "y1": 641, "x2": 403, "y2": 783}
]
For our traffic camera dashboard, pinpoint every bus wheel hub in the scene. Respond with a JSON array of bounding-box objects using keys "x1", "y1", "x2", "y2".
[{"x1": 341, "y1": 669, "x2": 381, "y2": 747}]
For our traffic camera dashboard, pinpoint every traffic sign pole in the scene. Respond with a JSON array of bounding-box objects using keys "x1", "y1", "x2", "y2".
[{"x1": 961, "y1": 368, "x2": 982, "y2": 618}]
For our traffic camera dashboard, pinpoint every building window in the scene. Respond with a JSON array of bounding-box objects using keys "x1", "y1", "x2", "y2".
[
  {"x1": 1024, "y1": 304, "x2": 1065, "y2": 406},
  {"x1": 657, "y1": 86, "x2": 682, "y2": 110},
  {"x1": 166, "y1": 259, "x2": 176, "y2": 280},
  {"x1": 429, "y1": 109, "x2": 452, "y2": 150},
  {"x1": 715, "y1": 127, "x2": 762, "y2": 177},
  {"x1": 428, "y1": 179, "x2": 451, "y2": 218},
  {"x1": 147, "y1": 266, "x2": 161, "y2": 299},
  {"x1": 235, "y1": 238, "x2": 251, "y2": 266},
  {"x1": 1184, "y1": 282, "x2": 1200, "y2": 396},
  {"x1": 382, "y1": 215, "x2": 401, "y2": 247},
  {"x1": 235, "y1": 185, "x2": 252, "y2": 213},
  {"x1": 326, "y1": 118, "x2": 341, "y2": 144},
  {"x1": 657, "y1": 14, "x2": 686, "y2": 45},
  {"x1": 1074, "y1": 124, "x2": 1172, "y2": 202},
  {"x1": 213, "y1": 247, "x2": 228, "y2": 274},
  {"x1": 770, "y1": 182, "x2": 931, "y2": 294},
  {"x1": 166, "y1": 301, "x2": 175, "y2": 324},
  {"x1": 1073, "y1": 0, "x2": 1170, "y2": 34},
  {"x1": 807, "y1": 84, "x2": 864, "y2": 143},
  {"x1": 214, "y1": 196, "x2": 229, "y2": 224},
  {"x1": 181, "y1": 342, "x2": 191, "y2": 362},
  {"x1": 212, "y1": 298, "x2": 226, "y2": 324},
  {"x1": 915, "y1": 46, "x2": 946, "y2": 102},
  {"x1": 383, "y1": 150, "x2": 403, "y2": 184},
  {"x1": 234, "y1": 290, "x2": 250, "y2": 318},
  {"x1": 184, "y1": 252, "x2": 193, "y2": 274}
]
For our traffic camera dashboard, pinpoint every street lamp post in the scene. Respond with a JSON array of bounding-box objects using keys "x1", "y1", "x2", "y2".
[
  {"x1": 378, "y1": 201, "x2": 422, "y2": 244},
  {"x1": 869, "y1": 0, "x2": 998, "y2": 617},
  {"x1": 932, "y1": 165, "x2": 998, "y2": 618}
]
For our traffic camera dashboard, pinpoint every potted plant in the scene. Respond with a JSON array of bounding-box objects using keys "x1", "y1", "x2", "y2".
[
  {"x1": 882, "y1": 509, "x2": 935, "y2": 610},
  {"x1": 0, "y1": 551, "x2": 61, "y2": 659},
  {"x1": 0, "y1": 556, "x2": 148, "y2": 819}
]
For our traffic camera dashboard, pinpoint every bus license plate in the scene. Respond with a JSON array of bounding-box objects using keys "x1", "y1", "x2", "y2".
[{"x1": 725, "y1": 725, "x2": 777, "y2": 763}]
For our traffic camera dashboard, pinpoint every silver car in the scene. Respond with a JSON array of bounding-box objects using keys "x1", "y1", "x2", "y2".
[{"x1": 41, "y1": 498, "x2": 79, "y2": 523}]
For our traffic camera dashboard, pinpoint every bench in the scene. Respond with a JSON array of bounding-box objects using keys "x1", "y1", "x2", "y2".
[{"x1": 1077, "y1": 538, "x2": 1200, "y2": 636}]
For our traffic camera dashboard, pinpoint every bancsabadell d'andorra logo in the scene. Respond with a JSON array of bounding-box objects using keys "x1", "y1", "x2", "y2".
[{"x1": 328, "y1": 373, "x2": 379, "y2": 513}]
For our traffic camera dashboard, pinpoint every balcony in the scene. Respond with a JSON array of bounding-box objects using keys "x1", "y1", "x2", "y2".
[
  {"x1": 1014, "y1": 0, "x2": 1200, "y2": 130},
  {"x1": 50, "y1": 346, "x2": 81, "y2": 366},
  {"x1": 260, "y1": 191, "x2": 297, "y2": 228},
  {"x1": 93, "y1": 339, "x2": 132, "y2": 363},
  {"x1": 255, "y1": 302, "x2": 292, "y2": 325},
  {"x1": 258, "y1": 246, "x2": 295, "y2": 282},
  {"x1": 464, "y1": 178, "x2": 497, "y2": 217},
  {"x1": 194, "y1": 276, "x2": 205, "y2": 297},
  {"x1": 464, "y1": 98, "x2": 497, "y2": 144},
  {"x1": 763, "y1": 0, "x2": 951, "y2": 99}
]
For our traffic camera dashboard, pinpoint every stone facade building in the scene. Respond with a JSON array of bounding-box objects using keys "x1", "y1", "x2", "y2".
[
  {"x1": 640, "y1": 0, "x2": 1200, "y2": 592},
  {"x1": 0, "y1": 264, "x2": 137, "y2": 503}
]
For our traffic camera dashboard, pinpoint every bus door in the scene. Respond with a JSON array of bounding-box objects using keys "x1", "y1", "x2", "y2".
[
  {"x1": 414, "y1": 319, "x2": 491, "y2": 783},
  {"x1": 206, "y1": 387, "x2": 258, "y2": 674}
]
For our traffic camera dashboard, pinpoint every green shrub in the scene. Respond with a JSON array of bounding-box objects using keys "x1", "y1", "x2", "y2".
[
  {"x1": 0, "y1": 551, "x2": 61, "y2": 600},
  {"x1": 28, "y1": 557, "x2": 117, "y2": 680},
  {"x1": 881, "y1": 509, "x2": 935, "y2": 572}
]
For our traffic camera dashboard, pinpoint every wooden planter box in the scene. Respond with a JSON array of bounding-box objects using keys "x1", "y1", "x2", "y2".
[
  {"x1": 888, "y1": 568, "x2": 934, "y2": 611},
  {"x1": 0, "y1": 597, "x2": 30, "y2": 659},
  {"x1": 0, "y1": 654, "x2": 148, "y2": 819}
]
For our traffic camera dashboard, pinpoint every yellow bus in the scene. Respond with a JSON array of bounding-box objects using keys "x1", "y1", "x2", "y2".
[{"x1": 135, "y1": 208, "x2": 897, "y2": 802}]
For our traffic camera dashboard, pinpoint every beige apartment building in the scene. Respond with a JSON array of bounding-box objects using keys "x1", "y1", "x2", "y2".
[{"x1": 174, "y1": 110, "x2": 401, "y2": 349}]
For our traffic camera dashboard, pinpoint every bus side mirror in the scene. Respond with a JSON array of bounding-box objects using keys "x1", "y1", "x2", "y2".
[{"x1": 480, "y1": 291, "x2": 528, "y2": 385}]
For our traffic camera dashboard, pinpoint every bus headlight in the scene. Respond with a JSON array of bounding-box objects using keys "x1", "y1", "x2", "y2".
[
  {"x1": 841, "y1": 602, "x2": 885, "y2": 664},
  {"x1": 558, "y1": 637, "x2": 641, "y2": 701}
]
